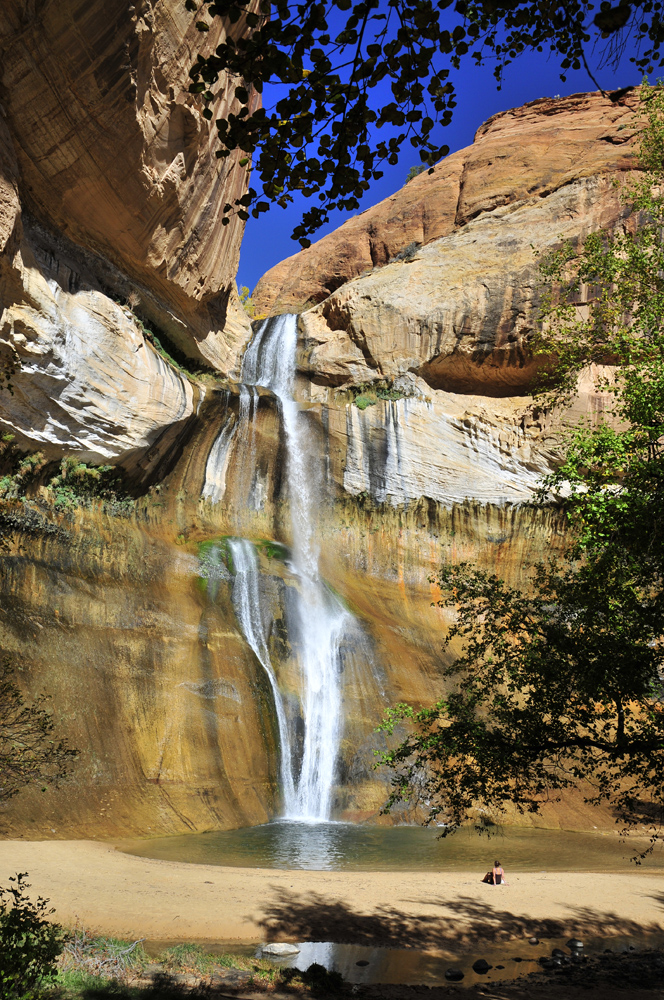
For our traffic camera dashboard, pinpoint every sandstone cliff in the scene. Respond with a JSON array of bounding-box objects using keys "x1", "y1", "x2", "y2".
[
  {"x1": 0, "y1": 0, "x2": 256, "y2": 471},
  {"x1": 0, "y1": 79, "x2": 633, "y2": 838},
  {"x1": 299, "y1": 174, "x2": 630, "y2": 395},
  {"x1": 0, "y1": 0, "x2": 253, "y2": 369},
  {"x1": 253, "y1": 89, "x2": 640, "y2": 318}
]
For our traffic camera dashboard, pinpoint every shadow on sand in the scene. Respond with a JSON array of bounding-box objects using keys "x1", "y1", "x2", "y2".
[{"x1": 256, "y1": 888, "x2": 664, "y2": 949}]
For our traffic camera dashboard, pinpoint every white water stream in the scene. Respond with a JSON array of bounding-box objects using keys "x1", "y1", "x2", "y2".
[
  {"x1": 232, "y1": 313, "x2": 352, "y2": 822},
  {"x1": 227, "y1": 537, "x2": 296, "y2": 806}
]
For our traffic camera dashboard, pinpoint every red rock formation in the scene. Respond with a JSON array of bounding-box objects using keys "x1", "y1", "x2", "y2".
[{"x1": 253, "y1": 89, "x2": 640, "y2": 317}]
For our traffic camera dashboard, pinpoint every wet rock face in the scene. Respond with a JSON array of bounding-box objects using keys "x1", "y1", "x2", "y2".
[
  {"x1": 0, "y1": 511, "x2": 281, "y2": 838},
  {"x1": 0, "y1": 0, "x2": 252, "y2": 372}
]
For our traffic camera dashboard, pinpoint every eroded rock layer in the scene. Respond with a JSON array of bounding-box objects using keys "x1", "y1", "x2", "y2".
[
  {"x1": 0, "y1": 0, "x2": 253, "y2": 371},
  {"x1": 299, "y1": 175, "x2": 631, "y2": 395}
]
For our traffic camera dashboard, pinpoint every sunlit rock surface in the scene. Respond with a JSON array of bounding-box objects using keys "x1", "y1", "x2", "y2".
[
  {"x1": 0, "y1": 0, "x2": 253, "y2": 370},
  {"x1": 0, "y1": 260, "x2": 195, "y2": 471},
  {"x1": 253, "y1": 88, "x2": 639, "y2": 316},
  {"x1": 299, "y1": 175, "x2": 631, "y2": 395}
]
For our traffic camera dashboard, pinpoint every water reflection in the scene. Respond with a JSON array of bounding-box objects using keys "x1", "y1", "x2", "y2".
[
  {"x1": 122, "y1": 820, "x2": 664, "y2": 873},
  {"x1": 263, "y1": 932, "x2": 664, "y2": 986}
]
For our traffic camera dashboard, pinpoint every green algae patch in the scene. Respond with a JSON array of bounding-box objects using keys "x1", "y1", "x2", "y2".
[{"x1": 257, "y1": 537, "x2": 290, "y2": 562}]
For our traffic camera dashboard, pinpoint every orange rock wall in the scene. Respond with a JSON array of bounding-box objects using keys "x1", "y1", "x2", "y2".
[{"x1": 253, "y1": 89, "x2": 640, "y2": 316}]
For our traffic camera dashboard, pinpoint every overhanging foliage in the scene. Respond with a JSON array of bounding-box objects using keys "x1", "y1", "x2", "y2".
[{"x1": 188, "y1": 1, "x2": 664, "y2": 244}]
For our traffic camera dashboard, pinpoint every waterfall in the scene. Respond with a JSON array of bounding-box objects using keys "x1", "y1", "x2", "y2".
[
  {"x1": 202, "y1": 418, "x2": 237, "y2": 504},
  {"x1": 233, "y1": 313, "x2": 352, "y2": 822},
  {"x1": 227, "y1": 537, "x2": 296, "y2": 807}
]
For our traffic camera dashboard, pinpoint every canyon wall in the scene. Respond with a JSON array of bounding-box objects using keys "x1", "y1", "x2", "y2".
[
  {"x1": 253, "y1": 88, "x2": 639, "y2": 318},
  {"x1": 0, "y1": 0, "x2": 254, "y2": 475},
  {"x1": 0, "y1": 78, "x2": 637, "y2": 836}
]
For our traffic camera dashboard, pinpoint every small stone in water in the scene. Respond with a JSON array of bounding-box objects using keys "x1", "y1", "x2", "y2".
[
  {"x1": 445, "y1": 968, "x2": 464, "y2": 981},
  {"x1": 472, "y1": 959, "x2": 491, "y2": 974},
  {"x1": 356, "y1": 960, "x2": 369, "y2": 967},
  {"x1": 567, "y1": 939, "x2": 584, "y2": 950},
  {"x1": 529, "y1": 937, "x2": 540, "y2": 945},
  {"x1": 262, "y1": 943, "x2": 300, "y2": 956},
  {"x1": 495, "y1": 965, "x2": 505, "y2": 970},
  {"x1": 552, "y1": 948, "x2": 566, "y2": 958}
]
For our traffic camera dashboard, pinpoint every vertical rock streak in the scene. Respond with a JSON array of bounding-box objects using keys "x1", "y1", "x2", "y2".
[
  {"x1": 344, "y1": 397, "x2": 546, "y2": 506},
  {"x1": 239, "y1": 314, "x2": 352, "y2": 821}
]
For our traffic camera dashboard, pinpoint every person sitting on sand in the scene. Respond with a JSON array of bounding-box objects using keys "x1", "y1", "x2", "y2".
[
  {"x1": 492, "y1": 860, "x2": 507, "y2": 885},
  {"x1": 481, "y1": 861, "x2": 508, "y2": 885}
]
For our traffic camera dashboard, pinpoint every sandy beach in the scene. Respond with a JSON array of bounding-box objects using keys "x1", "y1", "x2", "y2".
[{"x1": 1, "y1": 839, "x2": 663, "y2": 951}]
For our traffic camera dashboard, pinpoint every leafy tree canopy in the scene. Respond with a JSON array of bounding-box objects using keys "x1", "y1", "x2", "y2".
[
  {"x1": 188, "y1": 0, "x2": 664, "y2": 245},
  {"x1": 377, "y1": 83, "x2": 664, "y2": 851}
]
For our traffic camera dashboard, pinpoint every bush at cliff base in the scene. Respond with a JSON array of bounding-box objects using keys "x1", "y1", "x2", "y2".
[{"x1": 0, "y1": 873, "x2": 65, "y2": 998}]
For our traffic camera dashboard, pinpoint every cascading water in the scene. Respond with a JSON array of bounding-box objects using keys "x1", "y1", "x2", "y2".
[
  {"x1": 234, "y1": 313, "x2": 353, "y2": 822},
  {"x1": 226, "y1": 537, "x2": 295, "y2": 806}
]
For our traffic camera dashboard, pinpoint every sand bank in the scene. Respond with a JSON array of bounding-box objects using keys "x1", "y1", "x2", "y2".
[{"x1": 1, "y1": 839, "x2": 663, "y2": 950}]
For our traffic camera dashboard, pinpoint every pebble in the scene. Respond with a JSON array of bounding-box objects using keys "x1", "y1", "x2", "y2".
[
  {"x1": 528, "y1": 936, "x2": 540, "y2": 945},
  {"x1": 444, "y1": 968, "x2": 464, "y2": 981},
  {"x1": 472, "y1": 959, "x2": 491, "y2": 974},
  {"x1": 261, "y1": 942, "x2": 301, "y2": 956},
  {"x1": 567, "y1": 939, "x2": 584, "y2": 950}
]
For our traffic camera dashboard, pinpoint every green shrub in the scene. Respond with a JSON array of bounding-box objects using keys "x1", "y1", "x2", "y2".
[
  {"x1": 239, "y1": 285, "x2": 257, "y2": 318},
  {"x1": 0, "y1": 872, "x2": 65, "y2": 998},
  {"x1": 258, "y1": 538, "x2": 289, "y2": 561},
  {"x1": 404, "y1": 164, "x2": 425, "y2": 184},
  {"x1": 0, "y1": 451, "x2": 48, "y2": 500},
  {"x1": 59, "y1": 929, "x2": 147, "y2": 985},
  {"x1": 125, "y1": 308, "x2": 216, "y2": 382},
  {"x1": 390, "y1": 240, "x2": 420, "y2": 263},
  {"x1": 48, "y1": 457, "x2": 134, "y2": 515},
  {"x1": 160, "y1": 942, "x2": 212, "y2": 974},
  {"x1": 350, "y1": 380, "x2": 410, "y2": 409}
]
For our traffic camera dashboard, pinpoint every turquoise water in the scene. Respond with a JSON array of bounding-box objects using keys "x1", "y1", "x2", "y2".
[{"x1": 121, "y1": 820, "x2": 664, "y2": 872}]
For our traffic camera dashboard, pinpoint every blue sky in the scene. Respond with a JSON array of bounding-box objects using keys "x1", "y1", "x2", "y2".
[{"x1": 237, "y1": 36, "x2": 649, "y2": 291}]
